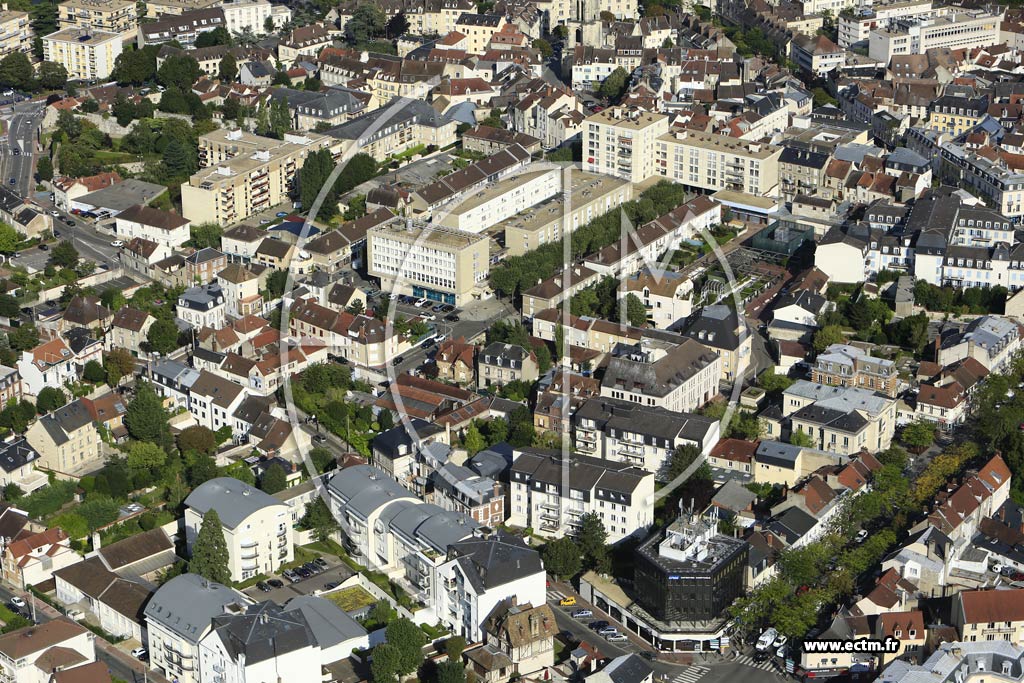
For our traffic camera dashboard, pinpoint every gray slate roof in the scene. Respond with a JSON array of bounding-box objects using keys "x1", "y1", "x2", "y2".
[
  {"x1": 143, "y1": 573, "x2": 247, "y2": 644},
  {"x1": 184, "y1": 477, "x2": 286, "y2": 529}
]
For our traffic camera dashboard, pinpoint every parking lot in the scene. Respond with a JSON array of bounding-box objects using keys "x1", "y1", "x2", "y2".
[{"x1": 242, "y1": 555, "x2": 356, "y2": 604}]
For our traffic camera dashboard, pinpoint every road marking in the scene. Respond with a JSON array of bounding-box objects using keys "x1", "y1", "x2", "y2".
[
  {"x1": 547, "y1": 590, "x2": 565, "y2": 602},
  {"x1": 734, "y1": 654, "x2": 780, "y2": 672},
  {"x1": 670, "y1": 665, "x2": 709, "y2": 683}
]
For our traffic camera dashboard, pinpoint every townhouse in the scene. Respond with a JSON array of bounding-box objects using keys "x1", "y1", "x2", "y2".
[
  {"x1": 17, "y1": 338, "x2": 77, "y2": 399},
  {"x1": 623, "y1": 268, "x2": 694, "y2": 329},
  {"x1": 508, "y1": 447, "x2": 655, "y2": 543},
  {"x1": 774, "y1": 380, "x2": 898, "y2": 455},
  {"x1": 288, "y1": 298, "x2": 411, "y2": 370},
  {"x1": 113, "y1": 204, "x2": 189, "y2": 250},
  {"x1": 936, "y1": 316, "x2": 1022, "y2": 374},
  {"x1": 0, "y1": 437, "x2": 46, "y2": 495},
  {"x1": 1, "y1": 527, "x2": 77, "y2": 590},
  {"x1": 0, "y1": 620, "x2": 99, "y2": 683},
  {"x1": 679, "y1": 305, "x2": 752, "y2": 383},
  {"x1": 186, "y1": 369, "x2": 247, "y2": 432},
  {"x1": 106, "y1": 308, "x2": 154, "y2": 356},
  {"x1": 25, "y1": 399, "x2": 102, "y2": 475},
  {"x1": 478, "y1": 343, "x2": 539, "y2": 389},
  {"x1": 954, "y1": 589, "x2": 1024, "y2": 646}
]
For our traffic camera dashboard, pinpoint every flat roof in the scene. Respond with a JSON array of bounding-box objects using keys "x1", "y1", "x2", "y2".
[
  {"x1": 44, "y1": 27, "x2": 122, "y2": 43},
  {"x1": 585, "y1": 108, "x2": 668, "y2": 130},
  {"x1": 442, "y1": 168, "x2": 556, "y2": 216},
  {"x1": 369, "y1": 220, "x2": 487, "y2": 250},
  {"x1": 497, "y1": 173, "x2": 629, "y2": 235},
  {"x1": 710, "y1": 189, "x2": 780, "y2": 212}
]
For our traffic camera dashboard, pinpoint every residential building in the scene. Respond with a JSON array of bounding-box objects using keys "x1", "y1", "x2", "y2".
[
  {"x1": 812, "y1": 343, "x2": 899, "y2": 397},
  {"x1": 184, "y1": 477, "x2": 294, "y2": 582},
  {"x1": 936, "y1": 316, "x2": 1022, "y2": 373},
  {"x1": 186, "y1": 370, "x2": 246, "y2": 432},
  {"x1": 573, "y1": 397, "x2": 720, "y2": 475},
  {"x1": 435, "y1": 168, "x2": 561, "y2": 234},
  {"x1": 0, "y1": 620, "x2": 98, "y2": 683},
  {"x1": 623, "y1": 269, "x2": 694, "y2": 329},
  {"x1": 176, "y1": 282, "x2": 227, "y2": 330},
  {"x1": 276, "y1": 23, "x2": 331, "y2": 62},
  {"x1": 600, "y1": 337, "x2": 721, "y2": 413},
  {"x1": 478, "y1": 343, "x2": 538, "y2": 389},
  {"x1": 1, "y1": 527, "x2": 77, "y2": 590},
  {"x1": 434, "y1": 531, "x2": 546, "y2": 641},
  {"x1": 113, "y1": 205, "x2": 189, "y2": 250},
  {"x1": 408, "y1": 145, "x2": 531, "y2": 219},
  {"x1": 679, "y1": 305, "x2": 752, "y2": 383},
  {"x1": 954, "y1": 589, "x2": 1024, "y2": 646},
  {"x1": 509, "y1": 447, "x2": 655, "y2": 543},
  {"x1": 655, "y1": 129, "x2": 782, "y2": 197},
  {"x1": 144, "y1": 573, "x2": 251, "y2": 683},
  {"x1": 51, "y1": 171, "x2": 120, "y2": 212},
  {"x1": 288, "y1": 299, "x2": 411, "y2": 370},
  {"x1": 781, "y1": 380, "x2": 899, "y2": 455},
  {"x1": 453, "y1": 12, "x2": 506, "y2": 52},
  {"x1": 367, "y1": 220, "x2": 489, "y2": 306},
  {"x1": 137, "y1": 7, "x2": 224, "y2": 46},
  {"x1": 42, "y1": 27, "x2": 123, "y2": 80},
  {"x1": 0, "y1": 437, "x2": 46, "y2": 495},
  {"x1": 216, "y1": 264, "x2": 263, "y2": 320},
  {"x1": 25, "y1": 399, "x2": 101, "y2": 475},
  {"x1": 466, "y1": 601, "x2": 556, "y2": 682},
  {"x1": 876, "y1": 640, "x2": 1024, "y2": 683},
  {"x1": 582, "y1": 108, "x2": 670, "y2": 184},
  {"x1": 324, "y1": 98, "x2": 457, "y2": 163},
  {"x1": 430, "y1": 463, "x2": 505, "y2": 527},
  {"x1": 792, "y1": 34, "x2": 844, "y2": 77},
  {"x1": 837, "y1": 0, "x2": 933, "y2": 48},
  {"x1": 182, "y1": 131, "x2": 337, "y2": 226},
  {"x1": 57, "y1": 0, "x2": 136, "y2": 40},
  {"x1": 0, "y1": 365, "x2": 20, "y2": 409},
  {"x1": 106, "y1": 308, "x2": 154, "y2": 355},
  {"x1": 220, "y1": 0, "x2": 277, "y2": 35},
  {"x1": 183, "y1": 247, "x2": 227, "y2": 285},
  {"x1": 436, "y1": 337, "x2": 475, "y2": 385},
  {"x1": 0, "y1": 10, "x2": 31, "y2": 58}
]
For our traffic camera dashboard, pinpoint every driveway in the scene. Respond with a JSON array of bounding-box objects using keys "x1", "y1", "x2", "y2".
[{"x1": 242, "y1": 558, "x2": 355, "y2": 604}]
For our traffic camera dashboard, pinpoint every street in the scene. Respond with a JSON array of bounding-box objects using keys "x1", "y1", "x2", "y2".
[
  {"x1": 0, "y1": 583, "x2": 167, "y2": 683},
  {"x1": 0, "y1": 100, "x2": 43, "y2": 200}
]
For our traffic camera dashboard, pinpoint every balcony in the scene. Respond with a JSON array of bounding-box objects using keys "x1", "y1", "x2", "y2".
[
  {"x1": 240, "y1": 552, "x2": 258, "y2": 560},
  {"x1": 240, "y1": 540, "x2": 257, "y2": 549},
  {"x1": 539, "y1": 501, "x2": 559, "y2": 511},
  {"x1": 540, "y1": 511, "x2": 559, "y2": 522}
]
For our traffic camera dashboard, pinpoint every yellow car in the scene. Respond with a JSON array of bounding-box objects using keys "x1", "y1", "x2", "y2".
[{"x1": 559, "y1": 596, "x2": 577, "y2": 607}]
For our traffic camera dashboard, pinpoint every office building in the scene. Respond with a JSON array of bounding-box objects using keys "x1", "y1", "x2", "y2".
[
  {"x1": 868, "y1": 8, "x2": 1003, "y2": 63},
  {"x1": 43, "y1": 27, "x2": 123, "y2": 80},
  {"x1": 435, "y1": 167, "x2": 561, "y2": 234},
  {"x1": 367, "y1": 221, "x2": 489, "y2": 306}
]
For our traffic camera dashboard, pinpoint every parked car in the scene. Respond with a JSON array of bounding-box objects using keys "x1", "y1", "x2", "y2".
[
  {"x1": 774, "y1": 635, "x2": 788, "y2": 648},
  {"x1": 312, "y1": 434, "x2": 327, "y2": 444},
  {"x1": 295, "y1": 567, "x2": 311, "y2": 578},
  {"x1": 640, "y1": 652, "x2": 657, "y2": 661},
  {"x1": 855, "y1": 529, "x2": 869, "y2": 543},
  {"x1": 588, "y1": 620, "x2": 609, "y2": 631},
  {"x1": 110, "y1": 240, "x2": 123, "y2": 247},
  {"x1": 314, "y1": 558, "x2": 328, "y2": 569},
  {"x1": 324, "y1": 582, "x2": 339, "y2": 590},
  {"x1": 267, "y1": 579, "x2": 284, "y2": 588},
  {"x1": 597, "y1": 626, "x2": 618, "y2": 636},
  {"x1": 756, "y1": 629, "x2": 778, "y2": 652},
  {"x1": 606, "y1": 634, "x2": 628, "y2": 642},
  {"x1": 993, "y1": 562, "x2": 1005, "y2": 574},
  {"x1": 276, "y1": 211, "x2": 288, "y2": 217},
  {"x1": 559, "y1": 596, "x2": 576, "y2": 607},
  {"x1": 445, "y1": 314, "x2": 460, "y2": 322},
  {"x1": 256, "y1": 581, "x2": 271, "y2": 592},
  {"x1": 131, "y1": 648, "x2": 147, "y2": 659},
  {"x1": 283, "y1": 569, "x2": 299, "y2": 582},
  {"x1": 9, "y1": 597, "x2": 24, "y2": 609},
  {"x1": 37, "y1": 244, "x2": 47, "y2": 250},
  {"x1": 431, "y1": 304, "x2": 445, "y2": 312},
  {"x1": 571, "y1": 609, "x2": 593, "y2": 619},
  {"x1": 441, "y1": 304, "x2": 455, "y2": 313}
]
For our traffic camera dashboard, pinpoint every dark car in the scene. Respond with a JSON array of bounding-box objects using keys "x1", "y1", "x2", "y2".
[
  {"x1": 441, "y1": 304, "x2": 455, "y2": 313},
  {"x1": 640, "y1": 652, "x2": 657, "y2": 661},
  {"x1": 431, "y1": 304, "x2": 445, "y2": 312},
  {"x1": 37, "y1": 244, "x2": 48, "y2": 250},
  {"x1": 303, "y1": 562, "x2": 320, "y2": 574},
  {"x1": 324, "y1": 581, "x2": 339, "y2": 590},
  {"x1": 256, "y1": 581, "x2": 271, "y2": 592},
  {"x1": 8, "y1": 178, "x2": 14, "y2": 185},
  {"x1": 295, "y1": 567, "x2": 312, "y2": 578},
  {"x1": 392, "y1": 355, "x2": 405, "y2": 366},
  {"x1": 588, "y1": 620, "x2": 609, "y2": 631},
  {"x1": 267, "y1": 579, "x2": 284, "y2": 588},
  {"x1": 445, "y1": 314, "x2": 460, "y2": 322}
]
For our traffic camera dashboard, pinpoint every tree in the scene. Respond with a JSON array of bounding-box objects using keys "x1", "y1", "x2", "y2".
[
  {"x1": 812, "y1": 324, "x2": 844, "y2": 353},
  {"x1": 3, "y1": 482, "x2": 23, "y2": 502},
  {"x1": 125, "y1": 382, "x2": 173, "y2": 452},
  {"x1": 7, "y1": 325, "x2": 38, "y2": 352},
  {"x1": 190, "y1": 222, "x2": 223, "y2": 249},
  {"x1": 789, "y1": 429, "x2": 814, "y2": 447},
  {"x1": 0, "y1": 223, "x2": 19, "y2": 254},
  {"x1": 385, "y1": 619, "x2": 427, "y2": 675},
  {"x1": 178, "y1": 425, "x2": 217, "y2": 456},
  {"x1": 0, "y1": 52, "x2": 32, "y2": 90},
  {"x1": 157, "y1": 54, "x2": 201, "y2": 90},
  {"x1": 195, "y1": 26, "x2": 231, "y2": 48},
  {"x1": 260, "y1": 462, "x2": 287, "y2": 494},
  {"x1": 112, "y1": 46, "x2": 158, "y2": 85},
  {"x1": 219, "y1": 53, "x2": 238, "y2": 82},
  {"x1": 264, "y1": 15, "x2": 276, "y2": 33},
  {"x1": 35, "y1": 156, "x2": 53, "y2": 182},
  {"x1": 758, "y1": 368, "x2": 793, "y2": 393},
  {"x1": 104, "y1": 347, "x2": 135, "y2": 386},
  {"x1": 147, "y1": 318, "x2": 180, "y2": 355},
  {"x1": 371, "y1": 643, "x2": 402, "y2": 683},
  {"x1": 83, "y1": 360, "x2": 106, "y2": 384},
  {"x1": 576, "y1": 512, "x2": 610, "y2": 573},
  {"x1": 542, "y1": 536, "x2": 582, "y2": 580},
  {"x1": 49, "y1": 240, "x2": 78, "y2": 269},
  {"x1": 437, "y1": 661, "x2": 466, "y2": 683},
  {"x1": 190, "y1": 508, "x2": 231, "y2": 584},
  {"x1": 298, "y1": 497, "x2": 339, "y2": 542},
  {"x1": 443, "y1": 636, "x2": 466, "y2": 661},
  {"x1": 664, "y1": 443, "x2": 701, "y2": 482},
  {"x1": 622, "y1": 293, "x2": 647, "y2": 327},
  {"x1": 598, "y1": 67, "x2": 628, "y2": 102},
  {"x1": 532, "y1": 38, "x2": 553, "y2": 58},
  {"x1": 369, "y1": 599, "x2": 395, "y2": 627},
  {"x1": 36, "y1": 386, "x2": 65, "y2": 413},
  {"x1": 37, "y1": 61, "x2": 68, "y2": 90},
  {"x1": 901, "y1": 420, "x2": 936, "y2": 452},
  {"x1": 264, "y1": 269, "x2": 288, "y2": 299},
  {"x1": 127, "y1": 441, "x2": 167, "y2": 471},
  {"x1": 463, "y1": 424, "x2": 486, "y2": 456},
  {"x1": 345, "y1": 4, "x2": 385, "y2": 44},
  {"x1": 162, "y1": 137, "x2": 198, "y2": 178},
  {"x1": 385, "y1": 10, "x2": 410, "y2": 38}
]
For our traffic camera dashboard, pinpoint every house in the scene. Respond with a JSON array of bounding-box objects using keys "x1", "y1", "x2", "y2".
[
  {"x1": 937, "y1": 316, "x2": 1023, "y2": 374},
  {"x1": 466, "y1": 600, "x2": 555, "y2": 683},
  {"x1": 221, "y1": 224, "x2": 268, "y2": 263},
  {"x1": 184, "y1": 248, "x2": 228, "y2": 286},
  {"x1": 216, "y1": 264, "x2": 263, "y2": 320},
  {"x1": 177, "y1": 283, "x2": 227, "y2": 330},
  {"x1": 52, "y1": 171, "x2": 121, "y2": 211},
  {"x1": 429, "y1": 463, "x2": 505, "y2": 527},
  {"x1": 812, "y1": 343, "x2": 899, "y2": 397},
  {"x1": 679, "y1": 305, "x2": 752, "y2": 382},
  {"x1": 776, "y1": 380, "x2": 899, "y2": 455},
  {"x1": 1, "y1": 527, "x2": 78, "y2": 590},
  {"x1": 600, "y1": 338, "x2": 721, "y2": 413},
  {"x1": 954, "y1": 589, "x2": 1024, "y2": 645},
  {"x1": 877, "y1": 610, "x2": 926, "y2": 666},
  {"x1": 478, "y1": 343, "x2": 538, "y2": 388},
  {"x1": 17, "y1": 338, "x2": 76, "y2": 398},
  {"x1": 144, "y1": 573, "x2": 252, "y2": 683},
  {"x1": 771, "y1": 290, "x2": 831, "y2": 333},
  {"x1": 25, "y1": 399, "x2": 102, "y2": 475},
  {"x1": 80, "y1": 392, "x2": 129, "y2": 442},
  {"x1": 184, "y1": 477, "x2": 294, "y2": 582},
  {"x1": 186, "y1": 370, "x2": 247, "y2": 434},
  {"x1": 0, "y1": 365, "x2": 21, "y2": 409},
  {"x1": 436, "y1": 337, "x2": 476, "y2": 385},
  {"x1": 252, "y1": 238, "x2": 295, "y2": 271},
  {"x1": 60, "y1": 296, "x2": 112, "y2": 335},
  {"x1": 0, "y1": 437, "x2": 46, "y2": 494},
  {"x1": 586, "y1": 655, "x2": 654, "y2": 683},
  {"x1": 113, "y1": 204, "x2": 190, "y2": 250},
  {"x1": 0, "y1": 620, "x2": 98, "y2": 683},
  {"x1": 105, "y1": 308, "x2": 154, "y2": 356}
]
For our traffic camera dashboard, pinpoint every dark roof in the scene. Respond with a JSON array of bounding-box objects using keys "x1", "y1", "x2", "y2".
[
  {"x1": 210, "y1": 601, "x2": 314, "y2": 665},
  {"x1": 448, "y1": 531, "x2": 543, "y2": 592}
]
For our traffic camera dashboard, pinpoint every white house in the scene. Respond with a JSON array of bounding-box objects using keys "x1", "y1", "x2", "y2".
[
  {"x1": 114, "y1": 204, "x2": 190, "y2": 250},
  {"x1": 176, "y1": 283, "x2": 227, "y2": 331},
  {"x1": 0, "y1": 619, "x2": 98, "y2": 683}
]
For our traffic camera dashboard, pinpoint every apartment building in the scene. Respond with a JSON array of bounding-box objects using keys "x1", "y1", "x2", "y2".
[
  {"x1": 837, "y1": 0, "x2": 932, "y2": 48},
  {"x1": 954, "y1": 589, "x2": 1024, "y2": 645},
  {"x1": 335, "y1": 0, "x2": 473, "y2": 37},
  {"x1": 288, "y1": 298, "x2": 412, "y2": 370},
  {"x1": 367, "y1": 221, "x2": 489, "y2": 306},
  {"x1": 454, "y1": 13, "x2": 506, "y2": 53},
  {"x1": 182, "y1": 132, "x2": 335, "y2": 226},
  {"x1": 0, "y1": 10, "x2": 31, "y2": 58},
  {"x1": 780, "y1": 380, "x2": 898, "y2": 455},
  {"x1": 868, "y1": 8, "x2": 1003, "y2": 63},
  {"x1": 25, "y1": 399, "x2": 101, "y2": 474},
  {"x1": 601, "y1": 337, "x2": 721, "y2": 413},
  {"x1": 936, "y1": 315, "x2": 1022, "y2": 373},
  {"x1": 500, "y1": 173, "x2": 632, "y2": 256},
  {"x1": 656, "y1": 129, "x2": 781, "y2": 197},
  {"x1": 791, "y1": 34, "x2": 844, "y2": 77},
  {"x1": 435, "y1": 167, "x2": 561, "y2": 233},
  {"x1": 144, "y1": 0, "x2": 220, "y2": 17},
  {"x1": 326, "y1": 98, "x2": 457, "y2": 163},
  {"x1": 939, "y1": 143, "x2": 1024, "y2": 220},
  {"x1": 508, "y1": 447, "x2": 655, "y2": 544},
  {"x1": 409, "y1": 145, "x2": 532, "y2": 219},
  {"x1": 145, "y1": 573, "x2": 251, "y2": 683},
  {"x1": 680, "y1": 305, "x2": 752, "y2": 383},
  {"x1": 58, "y1": 0, "x2": 136, "y2": 41},
  {"x1": 812, "y1": 343, "x2": 899, "y2": 397},
  {"x1": 221, "y1": 0, "x2": 278, "y2": 34},
  {"x1": 184, "y1": 477, "x2": 294, "y2": 582},
  {"x1": 113, "y1": 204, "x2": 190, "y2": 249},
  {"x1": 43, "y1": 27, "x2": 123, "y2": 80},
  {"x1": 573, "y1": 396, "x2": 720, "y2": 475},
  {"x1": 137, "y1": 7, "x2": 224, "y2": 47},
  {"x1": 583, "y1": 108, "x2": 670, "y2": 184}
]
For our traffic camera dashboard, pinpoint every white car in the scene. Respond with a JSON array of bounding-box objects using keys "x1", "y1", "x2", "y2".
[
  {"x1": 131, "y1": 647, "x2": 147, "y2": 659},
  {"x1": 855, "y1": 529, "x2": 869, "y2": 543},
  {"x1": 756, "y1": 628, "x2": 778, "y2": 652},
  {"x1": 774, "y1": 634, "x2": 788, "y2": 648},
  {"x1": 9, "y1": 596, "x2": 24, "y2": 609},
  {"x1": 110, "y1": 240, "x2": 123, "y2": 248},
  {"x1": 48, "y1": 210, "x2": 58, "y2": 217},
  {"x1": 993, "y1": 562, "x2": 1005, "y2": 574}
]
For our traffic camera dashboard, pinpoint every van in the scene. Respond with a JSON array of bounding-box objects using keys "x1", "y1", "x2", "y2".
[
  {"x1": 559, "y1": 596, "x2": 577, "y2": 607},
  {"x1": 756, "y1": 629, "x2": 778, "y2": 652}
]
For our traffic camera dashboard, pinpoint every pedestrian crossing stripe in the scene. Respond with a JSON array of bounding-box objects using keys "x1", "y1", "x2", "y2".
[
  {"x1": 669, "y1": 665, "x2": 709, "y2": 683},
  {"x1": 734, "y1": 654, "x2": 780, "y2": 672},
  {"x1": 547, "y1": 590, "x2": 566, "y2": 601}
]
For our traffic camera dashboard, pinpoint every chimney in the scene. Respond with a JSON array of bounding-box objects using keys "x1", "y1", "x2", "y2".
[{"x1": 91, "y1": 532, "x2": 101, "y2": 551}]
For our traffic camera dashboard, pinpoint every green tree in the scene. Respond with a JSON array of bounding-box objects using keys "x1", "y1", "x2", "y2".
[
  {"x1": 298, "y1": 497, "x2": 338, "y2": 542},
  {"x1": 157, "y1": 54, "x2": 201, "y2": 90},
  {"x1": 789, "y1": 429, "x2": 814, "y2": 447},
  {"x1": 576, "y1": 512, "x2": 610, "y2": 573},
  {"x1": 664, "y1": 443, "x2": 702, "y2": 482},
  {"x1": 178, "y1": 425, "x2": 217, "y2": 456},
  {"x1": 622, "y1": 293, "x2": 647, "y2": 327},
  {"x1": 104, "y1": 347, "x2": 136, "y2": 386},
  {"x1": 7, "y1": 325, "x2": 38, "y2": 352},
  {"x1": 190, "y1": 222, "x2": 223, "y2": 249},
  {"x1": 369, "y1": 599, "x2": 395, "y2": 627},
  {"x1": 112, "y1": 45, "x2": 158, "y2": 85},
  {"x1": 3, "y1": 482, "x2": 23, "y2": 502},
  {"x1": 812, "y1": 324, "x2": 844, "y2": 353},
  {"x1": 35, "y1": 156, "x2": 53, "y2": 182},
  {"x1": 371, "y1": 643, "x2": 401, "y2": 683},
  {"x1": 125, "y1": 382, "x2": 173, "y2": 452},
  {"x1": 437, "y1": 661, "x2": 466, "y2": 683},
  {"x1": 162, "y1": 137, "x2": 198, "y2": 178},
  {"x1": 598, "y1": 67, "x2": 628, "y2": 101},
  {"x1": 37, "y1": 60, "x2": 67, "y2": 90},
  {"x1": 260, "y1": 462, "x2": 287, "y2": 494},
  {"x1": 385, "y1": 619, "x2": 427, "y2": 675},
  {"x1": 463, "y1": 424, "x2": 486, "y2": 456},
  {"x1": 127, "y1": 441, "x2": 167, "y2": 472},
  {"x1": 0, "y1": 52, "x2": 32, "y2": 90},
  {"x1": 758, "y1": 368, "x2": 793, "y2": 393},
  {"x1": 82, "y1": 360, "x2": 106, "y2": 384},
  {"x1": 195, "y1": 26, "x2": 231, "y2": 48},
  {"x1": 49, "y1": 240, "x2": 78, "y2": 268},
  {"x1": 443, "y1": 636, "x2": 466, "y2": 661},
  {"x1": 345, "y1": 4, "x2": 385, "y2": 44},
  {"x1": 900, "y1": 420, "x2": 936, "y2": 452},
  {"x1": 190, "y1": 508, "x2": 231, "y2": 584},
  {"x1": 541, "y1": 536, "x2": 582, "y2": 579},
  {"x1": 36, "y1": 386, "x2": 65, "y2": 413},
  {"x1": 385, "y1": 10, "x2": 410, "y2": 37},
  {"x1": 219, "y1": 53, "x2": 238, "y2": 82},
  {"x1": 0, "y1": 223, "x2": 19, "y2": 253},
  {"x1": 532, "y1": 38, "x2": 553, "y2": 58},
  {"x1": 147, "y1": 317, "x2": 180, "y2": 355}
]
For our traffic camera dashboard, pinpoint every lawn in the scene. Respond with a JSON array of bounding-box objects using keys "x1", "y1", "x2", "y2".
[{"x1": 326, "y1": 586, "x2": 377, "y2": 612}]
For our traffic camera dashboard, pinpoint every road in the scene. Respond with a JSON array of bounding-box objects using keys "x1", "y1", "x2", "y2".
[
  {"x1": 0, "y1": 100, "x2": 43, "y2": 199},
  {"x1": 0, "y1": 583, "x2": 167, "y2": 683}
]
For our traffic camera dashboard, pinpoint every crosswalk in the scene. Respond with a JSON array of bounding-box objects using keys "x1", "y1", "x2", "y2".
[
  {"x1": 548, "y1": 590, "x2": 568, "y2": 603},
  {"x1": 668, "y1": 665, "x2": 709, "y2": 683},
  {"x1": 734, "y1": 654, "x2": 781, "y2": 672}
]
